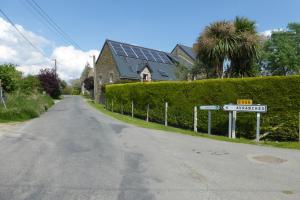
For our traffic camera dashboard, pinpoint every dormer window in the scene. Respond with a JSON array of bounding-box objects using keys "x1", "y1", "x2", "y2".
[{"x1": 139, "y1": 66, "x2": 152, "y2": 82}]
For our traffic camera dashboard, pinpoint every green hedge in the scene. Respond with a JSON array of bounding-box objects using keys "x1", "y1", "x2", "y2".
[{"x1": 105, "y1": 76, "x2": 300, "y2": 141}]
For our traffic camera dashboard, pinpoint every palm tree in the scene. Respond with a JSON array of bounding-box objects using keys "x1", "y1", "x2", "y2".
[
  {"x1": 229, "y1": 17, "x2": 261, "y2": 77},
  {"x1": 194, "y1": 17, "x2": 261, "y2": 78},
  {"x1": 195, "y1": 21, "x2": 237, "y2": 78}
]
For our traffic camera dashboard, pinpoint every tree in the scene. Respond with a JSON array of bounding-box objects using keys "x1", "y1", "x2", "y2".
[
  {"x1": 263, "y1": 24, "x2": 300, "y2": 76},
  {"x1": 70, "y1": 79, "x2": 81, "y2": 95},
  {"x1": 80, "y1": 63, "x2": 92, "y2": 84},
  {"x1": 229, "y1": 17, "x2": 261, "y2": 77},
  {"x1": 83, "y1": 76, "x2": 94, "y2": 91},
  {"x1": 190, "y1": 59, "x2": 210, "y2": 79},
  {"x1": 0, "y1": 63, "x2": 22, "y2": 92},
  {"x1": 194, "y1": 20, "x2": 237, "y2": 78},
  {"x1": 18, "y1": 75, "x2": 42, "y2": 94},
  {"x1": 175, "y1": 64, "x2": 190, "y2": 80},
  {"x1": 194, "y1": 17, "x2": 261, "y2": 78},
  {"x1": 38, "y1": 68, "x2": 61, "y2": 98}
]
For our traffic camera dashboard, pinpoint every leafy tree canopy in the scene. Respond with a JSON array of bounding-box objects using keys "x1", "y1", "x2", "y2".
[
  {"x1": 0, "y1": 63, "x2": 22, "y2": 92},
  {"x1": 38, "y1": 68, "x2": 61, "y2": 99},
  {"x1": 263, "y1": 23, "x2": 300, "y2": 76}
]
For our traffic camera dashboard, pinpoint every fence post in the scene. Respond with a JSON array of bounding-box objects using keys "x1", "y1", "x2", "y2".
[
  {"x1": 0, "y1": 80, "x2": 6, "y2": 109},
  {"x1": 194, "y1": 106, "x2": 197, "y2": 132},
  {"x1": 228, "y1": 112, "x2": 232, "y2": 138},
  {"x1": 232, "y1": 111, "x2": 237, "y2": 139},
  {"x1": 111, "y1": 100, "x2": 114, "y2": 112},
  {"x1": 256, "y1": 113, "x2": 261, "y2": 142},
  {"x1": 165, "y1": 102, "x2": 168, "y2": 126},
  {"x1": 299, "y1": 112, "x2": 300, "y2": 142},
  {"x1": 146, "y1": 104, "x2": 149, "y2": 122},
  {"x1": 131, "y1": 101, "x2": 134, "y2": 118}
]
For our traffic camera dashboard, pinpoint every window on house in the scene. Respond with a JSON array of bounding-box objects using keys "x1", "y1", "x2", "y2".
[{"x1": 109, "y1": 73, "x2": 113, "y2": 83}]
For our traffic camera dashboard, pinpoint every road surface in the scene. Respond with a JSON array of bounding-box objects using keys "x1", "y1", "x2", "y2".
[{"x1": 0, "y1": 96, "x2": 299, "y2": 200}]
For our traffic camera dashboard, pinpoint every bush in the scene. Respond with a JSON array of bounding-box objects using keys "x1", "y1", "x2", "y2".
[
  {"x1": 38, "y1": 68, "x2": 61, "y2": 99},
  {"x1": 105, "y1": 75, "x2": 300, "y2": 141},
  {"x1": 0, "y1": 92, "x2": 54, "y2": 122},
  {"x1": 83, "y1": 77, "x2": 94, "y2": 91},
  {"x1": 18, "y1": 75, "x2": 42, "y2": 94},
  {"x1": 0, "y1": 64, "x2": 22, "y2": 92}
]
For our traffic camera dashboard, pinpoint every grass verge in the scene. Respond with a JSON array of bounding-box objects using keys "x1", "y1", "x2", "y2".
[
  {"x1": 88, "y1": 100, "x2": 300, "y2": 150},
  {"x1": 0, "y1": 92, "x2": 54, "y2": 122}
]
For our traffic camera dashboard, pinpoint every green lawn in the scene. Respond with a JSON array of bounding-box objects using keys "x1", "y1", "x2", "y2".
[{"x1": 87, "y1": 100, "x2": 300, "y2": 150}]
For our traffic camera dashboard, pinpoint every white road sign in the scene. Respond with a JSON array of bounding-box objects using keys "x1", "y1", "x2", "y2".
[
  {"x1": 199, "y1": 105, "x2": 220, "y2": 110},
  {"x1": 223, "y1": 104, "x2": 267, "y2": 113}
]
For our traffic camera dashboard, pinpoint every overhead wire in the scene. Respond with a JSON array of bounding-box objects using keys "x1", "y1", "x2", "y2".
[
  {"x1": 0, "y1": 8, "x2": 47, "y2": 57},
  {"x1": 24, "y1": 0, "x2": 83, "y2": 50}
]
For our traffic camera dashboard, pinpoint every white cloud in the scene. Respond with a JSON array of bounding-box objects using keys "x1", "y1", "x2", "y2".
[
  {"x1": 51, "y1": 46, "x2": 99, "y2": 80},
  {"x1": 0, "y1": 45, "x2": 17, "y2": 60},
  {"x1": 0, "y1": 17, "x2": 99, "y2": 80},
  {"x1": 260, "y1": 28, "x2": 284, "y2": 37}
]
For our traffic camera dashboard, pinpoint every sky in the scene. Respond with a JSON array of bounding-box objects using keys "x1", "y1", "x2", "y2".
[{"x1": 0, "y1": 0, "x2": 300, "y2": 80}]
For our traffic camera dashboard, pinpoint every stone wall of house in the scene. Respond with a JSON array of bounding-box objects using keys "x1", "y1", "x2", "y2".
[
  {"x1": 171, "y1": 46, "x2": 195, "y2": 66},
  {"x1": 94, "y1": 43, "x2": 120, "y2": 103}
]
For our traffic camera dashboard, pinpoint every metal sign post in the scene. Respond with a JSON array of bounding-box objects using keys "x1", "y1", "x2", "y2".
[
  {"x1": 208, "y1": 110, "x2": 211, "y2": 135},
  {"x1": 223, "y1": 104, "x2": 267, "y2": 141},
  {"x1": 232, "y1": 111, "x2": 237, "y2": 138},
  {"x1": 228, "y1": 111, "x2": 232, "y2": 138},
  {"x1": 256, "y1": 112, "x2": 261, "y2": 142},
  {"x1": 199, "y1": 105, "x2": 220, "y2": 135}
]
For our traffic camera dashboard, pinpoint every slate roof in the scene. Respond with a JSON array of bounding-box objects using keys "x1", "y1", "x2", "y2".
[
  {"x1": 105, "y1": 39, "x2": 177, "y2": 81},
  {"x1": 173, "y1": 44, "x2": 197, "y2": 61}
]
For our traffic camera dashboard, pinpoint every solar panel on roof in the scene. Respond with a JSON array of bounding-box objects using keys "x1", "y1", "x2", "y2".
[
  {"x1": 158, "y1": 52, "x2": 172, "y2": 64},
  {"x1": 150, "y1": 50, "x2": 164, "y2": 63},
  {"x1": 110, "y1": 42, "x2": 127, "y2": 56},
  {"x1": 122, "y1": 45, "x2": 137, "y2": 58},
  {"x1": 109, "y1": 41, "x2": 173, "y2": 65},
  {"x1": 131, "y1": 47, "x2": 147, "y2": 60},
  {"x1": 141, "y1": 49, "x2": 156, "y2": 62}
]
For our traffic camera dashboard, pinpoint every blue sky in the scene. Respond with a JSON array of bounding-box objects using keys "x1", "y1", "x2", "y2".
[
  {"x1": 2, "y1": 0, "x2": 300, "y2": 51},
  {"x1": 0, "y1": 0, "x2": 300, "y2": 80}
]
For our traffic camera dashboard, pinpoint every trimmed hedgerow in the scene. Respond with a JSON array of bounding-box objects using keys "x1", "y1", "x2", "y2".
[{"x1": 105, "y1": 75, "x2": 300, "y2": 141}]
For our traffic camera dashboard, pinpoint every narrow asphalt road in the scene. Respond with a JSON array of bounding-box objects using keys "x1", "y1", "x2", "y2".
[{"x1": 0, "y1": 96, "x2": 299, "y2": 200}]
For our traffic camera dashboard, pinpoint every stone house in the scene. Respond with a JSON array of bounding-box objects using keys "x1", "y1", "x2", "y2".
[
  {"x1": 94, "y1": 39, "x2": 196, "y2": 103},
  {"x1": 171, "y1": 44, "x2": 197, "y2": 68}
]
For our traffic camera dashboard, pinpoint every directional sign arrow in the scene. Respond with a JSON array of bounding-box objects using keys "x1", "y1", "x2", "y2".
[
  {"x1": 223, "y1": 104, "x2": 267, "y2": 113},
  {"x1": 199, "y1": 105, "x2": 220, "y2": 110}
]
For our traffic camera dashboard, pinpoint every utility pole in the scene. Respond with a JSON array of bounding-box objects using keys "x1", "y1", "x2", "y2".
[
  {"x1": 52, "y1": 59, "x2": 57, "y2": 78},
  {"x1": 92, "y1": 55, "x2": 96, "y2": 101}
]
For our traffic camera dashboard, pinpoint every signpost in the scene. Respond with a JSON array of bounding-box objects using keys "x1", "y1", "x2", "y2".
[
  {"x1": 223, "y1": 104, "x2": 267, "y2": 113},
  {"x1": 223, "y1": 104, "x2": 267, "y2": 141},
  {"x1": 199, "y1": 105, "x2": 220, "y2": 135}
]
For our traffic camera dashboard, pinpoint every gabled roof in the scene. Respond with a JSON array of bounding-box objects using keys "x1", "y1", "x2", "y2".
[
  {"x1": 105, "y1": 39, "x2": 177, "y2": 80},
  {"x1": 172, "y1": 44, "x2": 197, "y2": 61}
]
